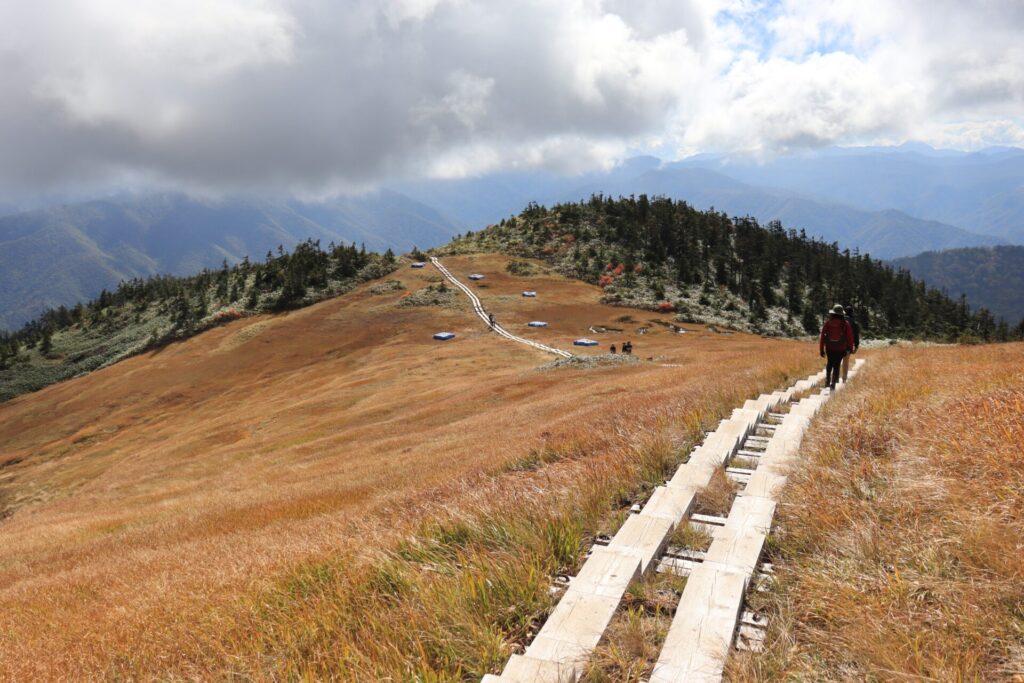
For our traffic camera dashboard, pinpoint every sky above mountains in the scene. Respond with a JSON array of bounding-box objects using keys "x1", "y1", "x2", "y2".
[{"x1": 1, "y1": 0, "x2": 1023, "y2": 201}]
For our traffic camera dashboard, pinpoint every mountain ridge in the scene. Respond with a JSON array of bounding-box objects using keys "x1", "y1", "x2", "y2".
[
  {"x1": 891, "y1": 245, "x2": 1024, "y2": 325},
  {"x1": 396, "y1": 162, "x2": 1007, "y2": 259},
  {"x1": 0, "y1": 192, "x2": 461, "y2": 330}
]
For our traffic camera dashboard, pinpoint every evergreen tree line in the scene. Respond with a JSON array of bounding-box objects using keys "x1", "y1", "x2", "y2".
[
  {"x1": 1, "y1": 239, "x2": 395, "y2": 365},
  {"x1": 474, "y1": 194, "x2": 1023, "y2": 341}
]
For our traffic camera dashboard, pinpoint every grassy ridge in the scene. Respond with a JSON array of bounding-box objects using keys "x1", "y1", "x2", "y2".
[
  {"x1": 200, "y1": 360, "x2": 812, "y2": 681},
  {"x1": 0, "y1": 341, "x2": 816, "y2": 680},
  {"x1": 729, "y1": 343, "x2": 1024, "y2": 680},
  {"x1": 0, "y1": 241, "x2": 398, "y2": 401}
]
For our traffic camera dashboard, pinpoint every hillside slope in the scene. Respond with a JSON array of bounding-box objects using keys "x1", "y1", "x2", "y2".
[
  {"x1": 728, "y1": 343, "x2": 1024, "y2": 681},
  {"x1": 0, "y1": 253, "x2": 818, "y2": 679},
  {"x1": 443, "y1": 196, "x2": 1006, "y2": 341},
  {"x1": 0, "y1": 241, "x2": 397, "y2": 401},
  {"x1": 0, "y1": 192, "x2": 461, "y2": 330},
  {"x1": 891, "y1": 245, "x2": 1024, "y2": 325}
]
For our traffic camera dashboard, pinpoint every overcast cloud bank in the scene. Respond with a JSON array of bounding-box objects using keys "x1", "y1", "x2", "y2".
[{"x1": 1, "y1": 0, "x2": 1022, "y2": 200}]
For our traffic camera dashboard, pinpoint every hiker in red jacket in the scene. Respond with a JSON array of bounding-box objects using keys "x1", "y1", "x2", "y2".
[{"x1": 820, "y1": 304, "x2": 855, "y2": 391}]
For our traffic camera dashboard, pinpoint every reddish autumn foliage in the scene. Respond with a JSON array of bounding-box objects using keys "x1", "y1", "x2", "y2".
[
  {"x1": 612, "y1": 263, "x2": 625, "y2": 276},
  {"x1": 598, "y1": 275, "x2": 614, "y2": 287},
  {"x1": 212, "y1": 309, "x2": 243, "y2": 322},
  {"x1": 656, "y1": 302, "x2": 676, "y2": 313}
]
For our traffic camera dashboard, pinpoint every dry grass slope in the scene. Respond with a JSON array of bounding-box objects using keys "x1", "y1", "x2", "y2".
[
  {"x1": 0, "y1": 254, "x2": 819, "y2": 680},
  {"x1": 729, "y1": 343, "x2": 1024, "y2": 681}
]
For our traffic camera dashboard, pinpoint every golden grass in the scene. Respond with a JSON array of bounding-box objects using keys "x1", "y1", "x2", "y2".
[
  {"x1": 728, "y1": 343, "x2": 1024, "y2": 682},
  {"x1": 0, "y1": 253, "x2": 819, "y2": 680},
  {"x1": 693, "y1": 465, "x2": 739, "y2": 517}
]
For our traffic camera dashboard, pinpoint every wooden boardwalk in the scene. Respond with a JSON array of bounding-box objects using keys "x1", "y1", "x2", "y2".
[
  {"x1": 483, "y1": 360, "x2": 866, "y2": 682},
  {"x1": 431, "y1": 257, "x2": 573, "y2": 358}
]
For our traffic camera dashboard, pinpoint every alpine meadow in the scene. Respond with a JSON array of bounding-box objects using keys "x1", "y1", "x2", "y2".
[{"x1": 1, "y1": 2, "x2": 1023, "y2": 682}]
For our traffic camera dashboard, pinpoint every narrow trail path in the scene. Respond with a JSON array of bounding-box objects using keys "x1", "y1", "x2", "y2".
[
  {"x1": 431, "y1": 257, "x2": 573, "y2": 358},
  {"x1": 484, "y1": 360, "x2": 866, "y2": 683}
]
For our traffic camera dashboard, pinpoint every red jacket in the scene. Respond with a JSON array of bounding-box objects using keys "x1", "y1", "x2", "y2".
[{"x1": 819, "y1": 317, "x2": 855, "y2": 354}]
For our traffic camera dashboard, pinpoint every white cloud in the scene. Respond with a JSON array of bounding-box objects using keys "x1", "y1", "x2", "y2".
[
  {"x1": 9, "y1": 0, "x2": 296, "y2": 130},
  {"x1": 674, "y1": 0, "x2": 1024, "y2": 154},
  {"x1": 0, "y1": 0, "x2": 1021, "y2": 197}
]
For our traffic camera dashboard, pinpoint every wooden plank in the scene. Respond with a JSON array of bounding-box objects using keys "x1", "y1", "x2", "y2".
[
  {"x1": 526, "y1": 590, "x2": 623, "y2": 664},
  {"x1": 498, "y1": 654, "x2": 577, "y2": 683},
  {"x1": 742, "y1": 467, "x2": 788, "y2": 500},
  {"x1": 670, "y1": 453, "x2": 718, "y2": 490},
  {"x1": 690, "y1": 513, "x2": 727, "y2": 526},
  {"x1": 569, "y1": 546, "x2": 643, "y2": 598},
  {"x1": 642, "y1": 485, "x2": 697, "y2": 524},
  {"x1": 703, "y1": 496, "x2": 775, "y2": 574},
  {"x1": 649, "y1": 564, "x2": 748, "y2": 683},
  {"x1": 607, "y1": 515, "x2": 674, "y2": 572}
]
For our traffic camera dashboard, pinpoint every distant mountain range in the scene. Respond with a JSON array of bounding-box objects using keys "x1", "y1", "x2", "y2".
[
  {"x1": 0, "y1": 192, "x2": 460, "y2": 330},
  {"x1": 2, "y1": 143, "x2": 1022, "y2": 330},
  {"x1": 891, "y1": 246, "x2": 1024, "y2": 325},
  {"x1": 675, "y1": 143, "x2": 1024, "y2": 243},
  {"x1": 397, "y1": 150, "x2": 1014, "y2": 259}
]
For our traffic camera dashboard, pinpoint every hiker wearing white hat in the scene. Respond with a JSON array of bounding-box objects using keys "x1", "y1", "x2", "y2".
[{"x1": 819, "y1": 304, "x2": 855, "y2": 391}]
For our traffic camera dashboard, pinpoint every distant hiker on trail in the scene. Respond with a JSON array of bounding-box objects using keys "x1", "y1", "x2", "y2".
[
  {"x1": 820, "y1": 304, "x2": 855, "y2": 391},
  {"x1": 622, "y1": 340, "x2": 633, "y2": 354},
  {"x1": 841, "y1": 303, "x2": 861, "y2": 383},
  {"x1": 488, "y1": 312, "x2": 495, "y2": 328},
  {"x1": 610, "y1": 344, "x2": 617, "y2": 354}
]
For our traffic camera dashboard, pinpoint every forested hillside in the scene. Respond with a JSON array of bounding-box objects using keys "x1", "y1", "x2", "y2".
[
  {"x1": 0, "y1": 241, "x2": 397, "y2": 401},
  {"x1": 891, "y1": 246, "x2": 1024, "y2": 326},
  {"x1": 0, "y1": 192, "x2": 458, "y2": 330},
  {"x1": 444, "y1": 195, "x2": 1021, "y2": 341}
]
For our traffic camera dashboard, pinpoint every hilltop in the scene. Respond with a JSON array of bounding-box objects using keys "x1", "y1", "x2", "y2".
[
  {"x1": 442, "y1": 195, "x2": 1012, "y2": 340},
  {"x1": 9, "y1": 146, "x2": 1024, "y2": 336}
]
